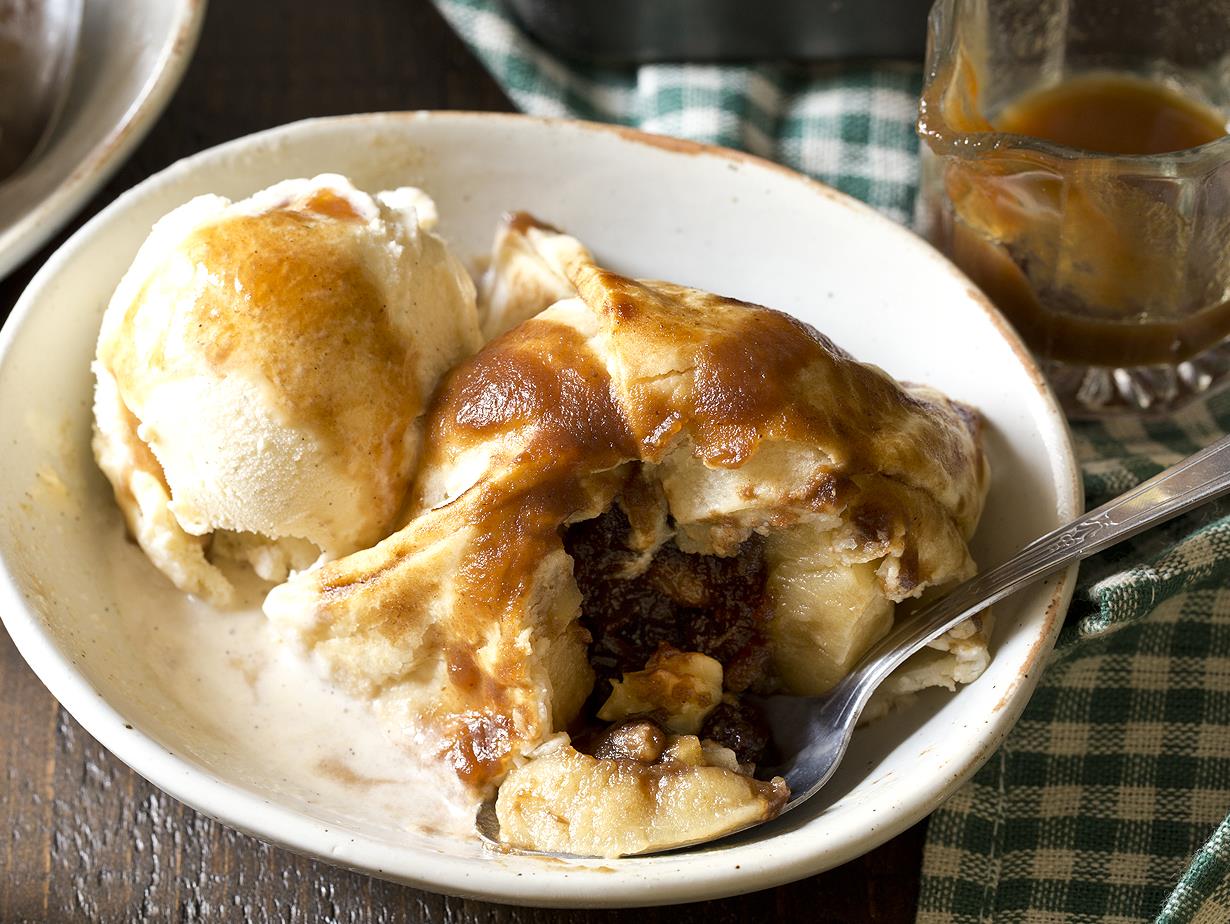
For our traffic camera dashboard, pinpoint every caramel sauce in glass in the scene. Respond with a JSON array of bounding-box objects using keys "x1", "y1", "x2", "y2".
[
  {"x1": 994, "y1": 74, "x2": 1226, "y2": 156},
  {"x1": 935, "y1": 73, "x2": 1229, "y2": 368}
]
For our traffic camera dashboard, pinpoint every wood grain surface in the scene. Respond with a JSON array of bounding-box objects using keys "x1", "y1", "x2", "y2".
[{"x1": 0, "y1": 1, "x2": 926, "y2": 920}]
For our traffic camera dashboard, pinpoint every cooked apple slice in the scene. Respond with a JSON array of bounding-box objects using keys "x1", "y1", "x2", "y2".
[
  {"x1": 495, "y1": 732, "x2": 787, "y2": 858},
  {"x1": 598, "y1": 648, "x2": 724, "y2": 735}
]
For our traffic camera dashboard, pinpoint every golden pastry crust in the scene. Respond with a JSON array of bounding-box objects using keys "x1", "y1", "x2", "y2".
[
  {"x1": 264, "y1": 215, "x2": 990, "y2": 797},
  {"x1": 477, "y1": 212, "x2": 593, "y2": 339}
]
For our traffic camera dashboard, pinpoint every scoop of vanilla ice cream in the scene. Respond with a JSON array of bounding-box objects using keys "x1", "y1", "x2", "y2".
[{"x1": 92, "y1": 174, "x2": 481, "y2": 605}]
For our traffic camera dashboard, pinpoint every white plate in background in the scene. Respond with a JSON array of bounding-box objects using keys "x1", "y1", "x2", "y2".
[
  {"x1": 0, "y1": 112, "x2": 1081, "y2": 907},
  {"x1": 0, "y1": 0, "x2": 206, "y2": 279}
]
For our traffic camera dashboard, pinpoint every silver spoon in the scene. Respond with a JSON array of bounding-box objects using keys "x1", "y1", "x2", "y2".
[
  {"x1": 479, "y1": 432, "x2": 1230, "y2": 855},
  {"x1": 0, "y1": 0, "x2": 83, "y2": 183}
]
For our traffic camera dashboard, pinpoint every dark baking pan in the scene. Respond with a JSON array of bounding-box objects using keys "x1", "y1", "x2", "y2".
[{"x1": 500, "y1": 0, "x2": 932, "y2": 63}]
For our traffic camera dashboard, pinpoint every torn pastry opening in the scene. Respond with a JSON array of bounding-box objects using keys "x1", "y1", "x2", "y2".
[
  {"x1": 494, "y1": 494, "x2": 788, "y2": 858},
  {"x1": 492, "y1": 478, "x2": 993, "y2": 857},
  {"x1": 569, "y1": 500, "x2": 777, "y2": 765}
]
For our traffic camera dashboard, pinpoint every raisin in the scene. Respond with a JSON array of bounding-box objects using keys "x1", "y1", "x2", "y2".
[
  {"x1": 721, "y1": 630, "x2": 773, "y2": 694},
  {"x1": 700, "y1": 701, "x2": 771, "y2": 767}
]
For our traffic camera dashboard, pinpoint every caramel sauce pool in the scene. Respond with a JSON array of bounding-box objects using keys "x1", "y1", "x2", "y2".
[{"x1": 994, "y1": 74, "x2": 1226, "y2": 155}]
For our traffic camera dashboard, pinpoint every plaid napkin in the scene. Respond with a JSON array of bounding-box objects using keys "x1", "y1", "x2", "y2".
[{"x1": 433, "y1": 3, "x2": 1230, "y2": 920}]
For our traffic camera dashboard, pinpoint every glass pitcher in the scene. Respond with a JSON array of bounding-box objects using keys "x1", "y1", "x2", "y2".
[{"x1": 917, "y1": 0, "x2": 1230, "y2": 417}]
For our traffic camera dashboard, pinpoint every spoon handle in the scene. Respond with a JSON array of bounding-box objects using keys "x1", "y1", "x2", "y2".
[{"x1": 851, "y1": 431, "x2": 1230, "y2": 695}]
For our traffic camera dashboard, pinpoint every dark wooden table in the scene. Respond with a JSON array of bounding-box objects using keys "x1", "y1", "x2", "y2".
[{"x1": 0, "y1": 1, "x2": 926, "y2": 920}]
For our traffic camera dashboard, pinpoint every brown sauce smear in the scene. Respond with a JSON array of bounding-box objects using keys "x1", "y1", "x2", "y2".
[
  {"x1": 443, "y1": 713, "x2": 514, "y2": 785},
  {"x1": 580, "y1": 272, "x2": 979, "y2": 507},
  {"x1": 505, "y1": 210, "x2": 564, "y2": 236},
  {"x1": 412, "y1": 319, "x2": 638, "y2": 784},
  {"x1": 427, "y1": 317, "x2": 635, "y2": 462},
  {"x1": 302, "y1": 188, "x2": 365, "y2": 221},
  {"x1": 687, "y1": 309, "x2": 835, "y2": 468},
  {"x1": 104, "y1": 204, "x2": 420, "y2": 530}
]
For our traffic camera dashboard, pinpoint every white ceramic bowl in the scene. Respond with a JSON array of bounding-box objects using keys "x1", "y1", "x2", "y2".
[
  {"x1": 0, "y1": 0, "x2": 206, "y2": 279},
  {"x1": 0, "y1": 113, "x2": 1081, "y2": 907}
]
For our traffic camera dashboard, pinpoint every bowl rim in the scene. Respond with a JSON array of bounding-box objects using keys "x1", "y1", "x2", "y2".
[
  {"x1": 0, "y1": 0, "x2": 208, "y2": 280},
  {"x1": 0, "y1": 110, "x2": 1083, "y2": 908}
]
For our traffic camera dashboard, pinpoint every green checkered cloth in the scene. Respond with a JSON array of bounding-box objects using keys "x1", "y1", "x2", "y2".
[{"x1": 434, "y1": 3, "x2": 1230, "y2": 920}]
